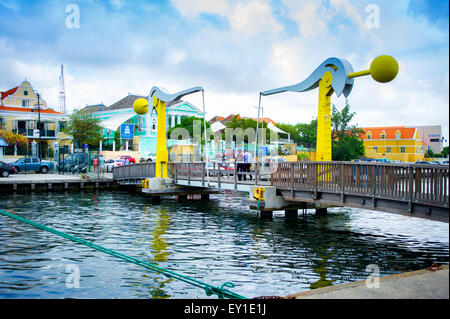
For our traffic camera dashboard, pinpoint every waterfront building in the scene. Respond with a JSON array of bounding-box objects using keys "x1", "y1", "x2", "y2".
[
  {"x1": 413, "y1": 125, "x2": 444, "y2": 155},
  {"x1": 359, "y1": 126, "x2": 426, "y2": 162},
  {"x1": 0, "y1": 80, "x2": 71, "y2": 158},
  {"x1": 82, "y1": 94, "x2": 204, "y2": 156}
]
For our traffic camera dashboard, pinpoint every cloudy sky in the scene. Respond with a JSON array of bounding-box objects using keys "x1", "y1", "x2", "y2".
[{"x1": 0, "y1": 0, "x2": 448, "y2": 143}]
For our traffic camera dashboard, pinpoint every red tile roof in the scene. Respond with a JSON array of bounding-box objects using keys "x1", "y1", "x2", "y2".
[
  {"x1": 360, "y1": 127, "x2": 417, "y2": 140},
  {"x1": 1, "y1": 87, "x2": 18, "y2": 100},
  {"x1": 0, "y1": 106, "x2": 64, "y2": 114}
]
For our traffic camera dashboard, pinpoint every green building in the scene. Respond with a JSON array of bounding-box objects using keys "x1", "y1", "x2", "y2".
[{"x1": 81, "y1": 94, "x2": 204, "y2": 156}]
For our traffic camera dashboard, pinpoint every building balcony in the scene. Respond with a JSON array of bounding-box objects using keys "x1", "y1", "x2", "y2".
[{"x1": 12, "y1": 128, "x2": 57, "y2": 139}]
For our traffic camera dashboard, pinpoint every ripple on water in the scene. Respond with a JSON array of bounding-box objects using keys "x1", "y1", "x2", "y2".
[{"x1": 0, "y1": 191, "x2": 448, "y2": 298}]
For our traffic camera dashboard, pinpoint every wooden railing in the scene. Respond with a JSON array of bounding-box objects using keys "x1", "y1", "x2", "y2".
[
  {"x1": 273, "y1": 161, "x2": 449, "y2": 208},
  {"x1": 113, "y1": 162, "x2": 156, "y2": 182},
  {"x1": 113, "y1": 161, "x2": 449, "y2": 209}
]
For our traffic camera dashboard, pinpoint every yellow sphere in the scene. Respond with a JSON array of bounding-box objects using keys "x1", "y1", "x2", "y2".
[
  {"x1": 370, "y1": 55, "x2": 399, "y2": 83},
  {"x1": 133, "y1": 98, "x2": 149, "y2": 115}
]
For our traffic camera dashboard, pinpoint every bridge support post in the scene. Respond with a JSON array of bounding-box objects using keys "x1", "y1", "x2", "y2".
[
  {"x1": 260, "y1": 210, "x2": 273, "y2": 219},
  {"x1": 201, "y1": 194, "x2": 210, "y2": 201},
  {"x1": 150, "y1": 196, "x2": 160, "y2": 204},
  {"x1": 315, "y1": 207, "x2": 327, "y2": 216},
  {"x1": 285, "y1": 209, "x2": 298, "y2": 218}
]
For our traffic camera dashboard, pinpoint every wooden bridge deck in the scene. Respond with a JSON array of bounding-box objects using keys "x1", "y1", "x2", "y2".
[{"x1": 113, "y1": 161, "x2": 449, "y2": 223}]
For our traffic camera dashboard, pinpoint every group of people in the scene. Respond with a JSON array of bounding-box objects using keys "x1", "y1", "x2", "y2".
[{"x1": 235, "y1": 149, "x2": 253, "y2": 181}]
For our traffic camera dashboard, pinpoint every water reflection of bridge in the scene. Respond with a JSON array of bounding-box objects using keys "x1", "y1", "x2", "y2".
[{"x1": 113, "y1": 161, "x2": 449, "y2": 223}]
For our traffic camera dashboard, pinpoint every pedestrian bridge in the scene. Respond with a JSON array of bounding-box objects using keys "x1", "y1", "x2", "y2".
[{"x1": 113, "y1": 161, "x2": 449, "y2": 223}]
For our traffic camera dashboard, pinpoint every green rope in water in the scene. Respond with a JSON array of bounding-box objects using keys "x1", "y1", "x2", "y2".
[{"x1": 0, "y1": 210, "x2": 247, "y2": 299}]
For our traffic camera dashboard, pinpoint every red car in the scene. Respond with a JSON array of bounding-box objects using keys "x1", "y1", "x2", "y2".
[{"x1": 116, "y1": 155, "x2": 136, "y2": 164}]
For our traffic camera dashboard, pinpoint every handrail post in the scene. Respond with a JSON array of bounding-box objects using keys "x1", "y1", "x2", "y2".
[
  {"x1": 202, "y1": 162, "x2": 205, "y2": 187},
  {"x1": 290, "y1": 162, "x2": 294, "y2": 198},
  {"x1": 175, "y1": 162, "x2": 178, "y2": 184},
  {"x1": 234, "y1": 161, "x2": 237, "y2": 190},
  {"x1": 314, "y1": 162, "x2": 318, "y2": 199},
  {"x1": 218, "y1": 161, "x2": 221, "y2": 189},
  {"x1": 188, "y1": 162, "x2": 191, "y2": 185},
  {"x1": 408, "y1": 165, "x2": 414, "y2": 212},
  {"x1": 341, "y1": 163, "x2": 345, "y2": 202}
]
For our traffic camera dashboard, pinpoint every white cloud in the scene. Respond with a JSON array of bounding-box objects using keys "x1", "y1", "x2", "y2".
[
  {"x1": 270, "y1": 39, "x2": 304, "y2": 83},
  {"x1": 170, "y1": 0, "x2": 282, "y2": 36},
  {"x1": 1, "y1": 0, "x2": 447, "y2": 145},
  {"x1": 169, "y1": 0, "x2": 232, "y2": 18},
  {"x1": 282, "y1": 0, "x2": 331, "y2": 37},
  {"x1": 228, "y1": 1, "x2": 283, "y2": 36}
]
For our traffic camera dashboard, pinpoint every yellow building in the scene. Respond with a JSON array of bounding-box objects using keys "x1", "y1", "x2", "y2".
[
  {"x1": 360, "y1": 126, "x2": 425, "y2": 162},
  {"x1": 0, "y1": 80, "x2": 71, "y2": 159}
]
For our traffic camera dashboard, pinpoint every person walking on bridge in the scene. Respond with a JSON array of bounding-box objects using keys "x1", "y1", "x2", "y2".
[
  {"x1": 236, "y1": 149, "x2": 244, "y2": 181},
  {"x1": 243, "y1": 149, "x2": 252, "y2": 181}
]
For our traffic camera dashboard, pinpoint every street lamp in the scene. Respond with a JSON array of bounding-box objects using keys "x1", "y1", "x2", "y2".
[{"x1": 31, "y1": 91, "x2": 42, "y2": 160}]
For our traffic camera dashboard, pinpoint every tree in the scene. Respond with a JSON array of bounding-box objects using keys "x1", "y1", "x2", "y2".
[
  {"x1": 295, "y1": 119, "x2": 317, "y2": 149},
  {"x1": 331, "y1": 100, "x2": 362, "y2": 142},
  {"x1": 168, "y1": 116, "x2": 210, "y2": 144},
  {"x1": 442, "y1": 146, "x2": 449, "y2": 157},
  {"x1": 0, "y1": 129, "x2": 28, "y2": 145},
  {"x1": 223, "y1": 115, "x2": 271, "y2": 143},
  {"x1": 425, "y1": 149, "x2": 435, "y2": 158},
  {"x1": 63, "y1": 110, "x2": 103, "y2": 148},
  {"x1": 331, "y1": 100, "x2": 365, "y2": 161},
  {"x1": 332, "y1": 136, "x2": 365, "y2": 161},
  {"x1": 275, "y1": 122, "x2": 301, "y2": 143}
]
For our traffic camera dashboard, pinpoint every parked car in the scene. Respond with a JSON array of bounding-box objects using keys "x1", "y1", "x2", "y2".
[
  {"x1": 375, "y1": 158, "x2": 392, "y2": 163},
  {"x1": 415, "y1": 160, "x2": 437, "y2": 165},
  {"x1": 102, "y1": 159, "x2": 125, "y2": 172},
  {"x1": 116, "y1": 155, "x2": 135, "y2": 164},
  {"x1": 11, "y1": 157, "x2": 54, "y2": 174},
  {"x1": 0, "y1": 161, "x2": 16, "y2": 177},
  {"x1": 57, "y1": 153, "x2": 88, "y2": 172},
  {"x1": 140, "y1": 154, "x2": 156, "y2": 163}
]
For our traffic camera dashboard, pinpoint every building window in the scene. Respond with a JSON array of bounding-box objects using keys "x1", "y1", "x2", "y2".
[
  {"x1": 400, "y1": 146, "x2": 406, "y2": 153},
  {"x1": 22, "y1": 99, "x2": 30, "y2": 107},
  {"x1": 0, "y1": 117, "x2": 4, "y2": 129},
  {"x1": 387, "y1": 147, "x2": 391, "y2": 153},
  {"x1": 395, "y1": 132, "x2": 401, "y2": 139},
  {"x1": 430, "y1": 138, "x2": 440, "y2": 142},
  {"x1": 59, "y1": 121, "x2": 66, "y2": 131},
  {"x1": 24, "y1": 90, "x2": 28, "y2": 96},
  {"x1": 367, "y1": 135, "x2": 371, "y2": 140},
  {"x1": 381, "y1": 134, "x2": 386, "y2": 139},
  {"x1": 152, "y1": 119, "x2": 156, "y2": 130},
  {"x1": 373, "y1": 147, "x2": 378, "y2": 153},
  {"x1": 137, "y1": 117, "x2": 143, "y2": 132}
]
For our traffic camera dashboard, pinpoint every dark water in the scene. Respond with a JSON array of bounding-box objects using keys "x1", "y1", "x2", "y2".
[{"x1": 0, "y1": 190, "x2": 448, "y2": 299}]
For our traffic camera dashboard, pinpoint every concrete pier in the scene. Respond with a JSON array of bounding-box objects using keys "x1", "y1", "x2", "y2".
[
  {"x1": 141, "y1": 177, "x2": 219, "y2": 201},
  {"x1": 285, "y1": 265, "x2": 449, "y2": 299},
  {"x1": 0, "y1": 173, "x2": 115, "y2": 192}
]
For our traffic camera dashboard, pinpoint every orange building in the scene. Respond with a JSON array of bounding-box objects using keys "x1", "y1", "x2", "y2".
[{"x1": 359, "y1": 126, "x2": 425, "y2": 162}]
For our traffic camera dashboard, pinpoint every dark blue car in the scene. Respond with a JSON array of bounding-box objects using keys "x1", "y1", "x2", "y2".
[{"x1": 0, "y1": 161, "x2": 17, "y2": 177}]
